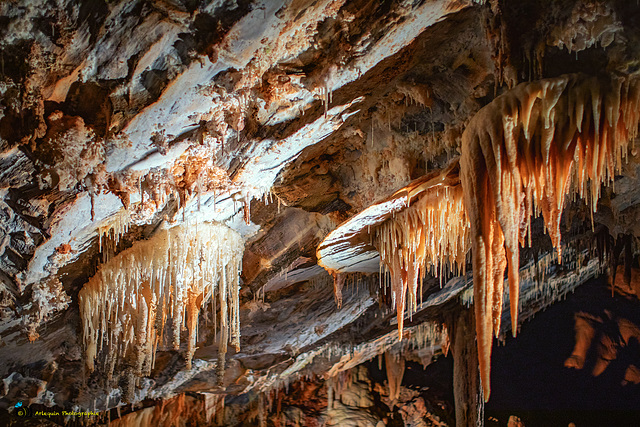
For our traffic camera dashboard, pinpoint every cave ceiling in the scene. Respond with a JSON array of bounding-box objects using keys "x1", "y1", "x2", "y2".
[{"x1": 1, "y1": 0, "x2": 640, "y2": 424}]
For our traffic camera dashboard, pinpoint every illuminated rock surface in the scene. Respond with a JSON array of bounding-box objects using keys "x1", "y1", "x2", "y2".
[{"x1": 0, "y1": 0, "x2": 640, "y2": 425}]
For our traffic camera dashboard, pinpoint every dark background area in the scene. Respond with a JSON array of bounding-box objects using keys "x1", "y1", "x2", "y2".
[{"x1": 486, "y1": 276, "x2": 640, "y2": 427}]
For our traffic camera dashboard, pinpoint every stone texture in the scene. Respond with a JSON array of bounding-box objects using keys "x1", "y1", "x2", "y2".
[{"x1": 0, "y1": 0, "x2": 639, "y2": 425}]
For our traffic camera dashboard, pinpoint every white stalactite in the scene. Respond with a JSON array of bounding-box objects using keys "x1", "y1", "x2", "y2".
[{"x1": 79, "y1": 222, "x2": 244, "y2": 378}]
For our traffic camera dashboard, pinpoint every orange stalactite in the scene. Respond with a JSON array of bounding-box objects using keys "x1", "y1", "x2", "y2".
[
  {"x1": 460, "y1": 72, "x2": 640, "y2": 401},
  {"x1": 385, "y1": 351, "x2": 405, "y2": 405},
  {"x1": 97, "y1": 208, "x2": 131, "y2": 262},
  {"x1": 373, "y1": 160, "x2": 470, "y2": 340}
]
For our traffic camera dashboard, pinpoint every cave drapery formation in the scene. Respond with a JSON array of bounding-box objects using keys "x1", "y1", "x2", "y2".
[{"x1": 2, "y1": 0, "x2": 640, "y2": 425}]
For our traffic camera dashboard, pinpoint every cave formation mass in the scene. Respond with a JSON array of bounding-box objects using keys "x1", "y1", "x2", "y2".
[{"x1": 1, "y1": 0, "x2": 640, "y2": 425}]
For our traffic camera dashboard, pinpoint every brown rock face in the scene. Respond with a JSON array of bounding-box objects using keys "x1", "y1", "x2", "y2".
[{"x1": 1, "y1": 0, "x2": 640, "y2": 425}]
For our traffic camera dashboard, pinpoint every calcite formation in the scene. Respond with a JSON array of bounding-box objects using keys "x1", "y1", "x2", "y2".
[
  {"x1": 318, "y1": 71, "x2": 640, "y2": 403},
  {"x1": 460, "y1": 73, "x2": 640, "y2": 399},
  {"x1": 384, "y1": 351, "x2": 405, "y2": 404},
  {"x1": 2, "y1": 0, "x2": 640, "y2": 423},
  {"x1": 373, "y1": 160, "x2": 469, "y2": 338},
  {"x1": 79, "y1": 222, "x2": 243, "y2": 379}
]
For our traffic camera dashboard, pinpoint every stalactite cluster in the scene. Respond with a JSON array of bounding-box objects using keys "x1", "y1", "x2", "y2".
[
  {"x1": 79, "y1": 222, "x2": 244, "y2": 381},
  {"x1": 97, "y1": 208, "x2": 131, "y2": 262},
  {"x1": 460, "y1": 72, "x2": 640, "y2": 400},
  {"x1": 373, "y1": 160, "x2": 470, "y2": 338}
]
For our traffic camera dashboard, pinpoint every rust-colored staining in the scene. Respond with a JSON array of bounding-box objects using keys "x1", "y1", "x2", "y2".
[
  {"x1": 108, "y1": 171, "x2": 142, "y2": 210},
  {"x1": 55, "y1": 243, "x2": 73, "y2": 254},
  {"x1": 170, "y1": 145, "x2": 230, "y2": 203},
  {"x1": 330, "y1": 270, "x2": 345, "y2": 309}
]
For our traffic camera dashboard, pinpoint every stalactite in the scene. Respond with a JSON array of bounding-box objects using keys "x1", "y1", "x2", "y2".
[
  {"x1": 243, "y1": 196, "x2": 251, "y2": 225},
  {"x1": 548, "y1": 2, "x2": 621, "y2": 54},
  {"x1": 460, "y1": 72, "x2": 640, "y2": 400},
  {"x1": 373, "y1": 160, "x2": 470, "y2": 339},
  {"x1": 482, "y1": 0, "x2": 517, "y2": 88},
  {"x1": 330, "y1": 271, "x2": 345, "y2": 309},
  {"x1": 79, "y1": 222, "x2": 243, "y2": 381},
  {"x1": 384, "y1": 351, "x2": 405, "y2": 406},
  {"x1": 452, "y1": 309, "x2": 482, "y2": 427},
  {"x1": 97, "y1": 208, "x2": 131, "y2": 262}
]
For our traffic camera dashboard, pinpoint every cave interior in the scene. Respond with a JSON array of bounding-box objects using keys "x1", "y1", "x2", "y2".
[{"x1": 1, "y1": 0, "x2": 640, "y2": 426}]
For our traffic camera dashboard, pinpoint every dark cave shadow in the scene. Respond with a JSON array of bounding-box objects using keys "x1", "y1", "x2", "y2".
[{"x1": 485, "y1": 276, "x2": 640, "y2": 427}]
